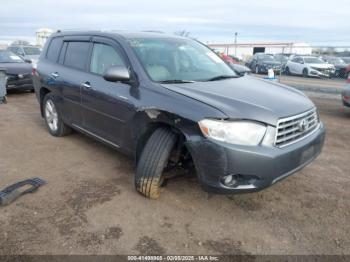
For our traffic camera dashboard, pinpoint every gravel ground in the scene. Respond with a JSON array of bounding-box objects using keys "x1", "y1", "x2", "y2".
[{"x1": 0, "y1": 91, "x2": 349, "y2": 255}]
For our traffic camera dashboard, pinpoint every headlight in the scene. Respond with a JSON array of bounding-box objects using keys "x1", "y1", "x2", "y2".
[{"x1": 198, "y1": 119, "x2": 267, "y2": 146}]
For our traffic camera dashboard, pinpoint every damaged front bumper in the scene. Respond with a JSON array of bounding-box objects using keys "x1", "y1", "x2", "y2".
[{"x1": 186, "y1": 123, "x2": 325, "y2": 194}]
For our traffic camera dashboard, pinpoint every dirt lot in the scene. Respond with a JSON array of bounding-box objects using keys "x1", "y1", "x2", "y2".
[{"x1": 0, "y1": 91, "x2": 349, "y2": 255}]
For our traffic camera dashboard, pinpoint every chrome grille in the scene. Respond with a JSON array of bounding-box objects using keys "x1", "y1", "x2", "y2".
[{"x1": 275, "y1": 109, "x2": 320, "y2": 148}]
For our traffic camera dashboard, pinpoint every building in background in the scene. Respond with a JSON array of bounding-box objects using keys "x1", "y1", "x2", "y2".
[
  {"x1": 208, "y1": 42, "x2": 312, "y2": 61},
  {"x1": 36, "y1": 28, "x2": 54, "y2": 47}
]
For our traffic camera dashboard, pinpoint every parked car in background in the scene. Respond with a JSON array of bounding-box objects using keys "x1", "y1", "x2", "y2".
[
  {"x1": 285, "y1": 56, "x2": 335, "y2": 78},
  {"x1": 341, "y1": 57, "x2": 350, "y2": 64},
  {"x1": 33, "y1": 31, "x2": 325, "y2": 199},
  {"x1": 246, "y1": 53, "x2": 282, "y2": 74},
  {"x1": 274, "y1": 53, "x2": 294, "y2": 73},
  {"x1": 342, "y1": 75, "x2": 350, "y2": 107},
  {"x1": 8, "y1": 44, "x2": 41, "y2": 67},
  {"x1": 228, "y1": 63, "x2": 251, "y2": 76},
  {"x1": 217, "y1": 53, "x2": 236, "y2": 64},
  {"x1": 341, "y1": 58, "x2": 350, "y2": 78},
  {"x1": 0, "y1": 50, "x2": 33, "y2": 91},
  {"x1": 228, "y1": 55, "x2": 241, "y2": 62},
  {"x1": 322, "y1": 56, "x2": 348, "y2": 78},
  {"x1": 345, "y1": 65, "x2": 350, "y2": 79}
]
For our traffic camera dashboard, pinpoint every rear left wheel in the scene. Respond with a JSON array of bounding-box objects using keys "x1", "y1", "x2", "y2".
[
  {"x1": 43, "y1": 93, "x2": 72, "y2": 137},
  {"x1": 135, "y1": 128, "x2": 177, "y2": 199}
]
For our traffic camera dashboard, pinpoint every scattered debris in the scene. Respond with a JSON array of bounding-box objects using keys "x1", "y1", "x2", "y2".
[{"x1": 0, "y1": 178, "x2": 46, "y2": 206}]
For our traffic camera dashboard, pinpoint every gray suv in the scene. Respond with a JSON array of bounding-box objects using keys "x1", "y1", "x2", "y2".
[{"x1": 33, "y1": 31, "x2": 325, "y2": 199}]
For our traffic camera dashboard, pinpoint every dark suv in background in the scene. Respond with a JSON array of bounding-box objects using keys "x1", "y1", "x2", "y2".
[
  {"x1": 246, "y1": 53, "x2": 282, "y2": 74},
  {"x1": 33, "y1": 31, "x2": 325, "y2": 199}
]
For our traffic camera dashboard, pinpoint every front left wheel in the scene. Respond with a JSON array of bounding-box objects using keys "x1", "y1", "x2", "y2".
[
  {"x1": 43, "y1": 93, "x2": 72, "y2": 137},
  {"x1": 135, "y1": 128, "x2": 177, "y2": 199}
]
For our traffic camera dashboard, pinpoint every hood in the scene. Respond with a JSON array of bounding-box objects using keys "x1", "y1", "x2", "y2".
[
  {"x1": 334, "y1": 64, "x2": 347, "y2": 69},
  {"x1": 0, "y1": 62, "x2": 32, "y2": 75},
  {"x1": 162, "y1": 76, "x2": 314, "y2": 126},
  {"x1": 308, "y1": 63, "x2": 334, "y2": 69}
]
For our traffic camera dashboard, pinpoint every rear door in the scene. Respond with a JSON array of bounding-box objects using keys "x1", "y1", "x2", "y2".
[
  {"x1": 81, "y1": 37, "x2": 135, "y2": 147},
  {"x1": 58, "y1": 37, "x2": 92, "y2": 126}
]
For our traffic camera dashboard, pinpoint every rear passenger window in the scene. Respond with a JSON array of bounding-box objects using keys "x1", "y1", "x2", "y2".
[
  {"x1": 46, "y1": 37, "x2": 63, "y2": 62},
  {"x1": 90, "y1": 43, "x2": 126, "y2": 75},
  {"x1": 64, "y1": 42, "x2": 90, "y2": 70}
]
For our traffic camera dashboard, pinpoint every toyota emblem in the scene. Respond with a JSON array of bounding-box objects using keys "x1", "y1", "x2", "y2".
[{"x1": 298, "y1": 119, "x2": 308, "y2": 132}]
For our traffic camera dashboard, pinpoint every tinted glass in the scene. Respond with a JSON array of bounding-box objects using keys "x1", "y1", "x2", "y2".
[
  {"x1": 0, "y1": 50, "x2": 24, "y2": 63},
  {"x1": 10, "y1": 47, "x2": 20, "y2": 54},
  {"x1": 90, "y1": 43, "x2": 126, "y2": 75},
  {"x1": 46, "y1": 37, "x2": 63, "y2": 62},
  {"x1": 64, "y1": 42, "x2": 90, "y2": 70},
  {"x1": 128, "y1": 37, "x2": 235, "y2": 82},
  {"x1": 23, "y1": 47, "x2": 41, "y2": 55},
  {"x1": 292, "y1": 57, "x2": 300, "y2": 62}
]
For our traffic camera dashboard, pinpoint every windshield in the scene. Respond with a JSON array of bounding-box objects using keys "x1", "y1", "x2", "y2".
[
  {"x1": 23, "y1": 47, "x2": 41, "y2": 55},
  {"x1": 0, "y1": 50, "x2": 24, "y2": 63},
  {"x1": 274, "y1": 55, "x2": 288, "y2": 62},
  {"x1": 127, "y1": 37, "x2": 236, "y2": 82},
  {"x1": 304, "y1": 57, "x2": 324, "y2": 64},
  {"x1": 342, "y1": 57, "x2": 350, "y2": 63},
  {"x1": 328, "y1": 57, "x2": 345, "y2": 64},
  {"x1": 259, "y1": 55, "x2": 275, "y2": 62}
]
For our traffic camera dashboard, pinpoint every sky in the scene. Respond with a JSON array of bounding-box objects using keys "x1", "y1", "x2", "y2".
[{"x1": 1, "y1": 0, "x2": 349, "y2": 46}]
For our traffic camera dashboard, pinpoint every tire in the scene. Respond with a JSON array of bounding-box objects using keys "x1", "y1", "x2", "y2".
[
  {"x1": 302, "y1": 68, "x2": 309, "y2": 78},
  {"x1": 43, "y1": 93, "x2": 72, "y2": 137},
  {"x1": 135, "y1": 128, "x2": 177, "y2": 199},
  {"x1": 285, "y1": 66, "x2": 291, "y2": 76},
  {"x1": 255, "y1": 65, "x2": 259, "y2": 74}
]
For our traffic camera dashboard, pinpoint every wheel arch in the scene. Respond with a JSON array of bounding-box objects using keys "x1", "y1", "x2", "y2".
[
  {"x1": 39, "y1": 87, "x2": 51, "y2": 117},
  {"x1": 132, "y1": 109, "x2": 198, "y2": 166}
]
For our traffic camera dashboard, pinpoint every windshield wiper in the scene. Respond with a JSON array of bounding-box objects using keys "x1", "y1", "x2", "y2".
[
  {"x1": 204, "y1": 75, "x2": 238, "y2": 81},
  {"x1": 159, "y1": 79, "x2": 196, "y2": 84}
]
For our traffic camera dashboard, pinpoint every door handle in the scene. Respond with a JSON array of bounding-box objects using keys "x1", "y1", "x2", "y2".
[
  {"x1": 81, "y1": 82, "x2": 91, "y2": 90},
  {"x1": 51, "y1": 72, "x2": 59, "y2": 78}
]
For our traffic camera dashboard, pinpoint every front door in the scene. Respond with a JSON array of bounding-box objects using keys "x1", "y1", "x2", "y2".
[{"x1": 81, "y1": 37, "x2": 135, "y2": 147}]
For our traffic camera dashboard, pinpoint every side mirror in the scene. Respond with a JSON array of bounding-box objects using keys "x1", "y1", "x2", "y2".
[{"x1": 103, "y1": 66, "x2": 130, "y2": 82}]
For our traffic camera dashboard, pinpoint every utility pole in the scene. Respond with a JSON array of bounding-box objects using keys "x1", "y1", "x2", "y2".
[{"x1": 234, "y1": 32, "x2": 238, "y2": 57}]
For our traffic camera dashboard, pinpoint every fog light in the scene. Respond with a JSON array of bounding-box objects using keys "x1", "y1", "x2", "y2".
[{"x1": 223, "y1": 175, "x2": 237, "y2": 186}]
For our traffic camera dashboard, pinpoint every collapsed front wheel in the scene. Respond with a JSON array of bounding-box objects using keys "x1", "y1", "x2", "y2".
[{"x1": 135, "y1": 128, "x2": 177, "y2": 199}]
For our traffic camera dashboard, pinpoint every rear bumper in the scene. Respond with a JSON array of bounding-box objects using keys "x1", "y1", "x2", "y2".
[
  {"x1": 6, "y1": 77, "x2": 33, "y2": 90},
  {"x1": 186, "y1": 123, "x2": 325, "y2": 194}
]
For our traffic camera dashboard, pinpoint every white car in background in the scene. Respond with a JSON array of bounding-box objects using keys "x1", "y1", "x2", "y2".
[{"x1": 285, "y1": 55, "x2": 335, "y2": 78}]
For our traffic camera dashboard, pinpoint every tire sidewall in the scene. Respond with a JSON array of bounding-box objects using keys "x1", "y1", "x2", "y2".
[
  {"x1": 43, "y1": 94, "x2": 64, "y2": 136},
  {"x1": 303, "y1": 68, "x2": 308, "y2": 77},
  {"x1": 286, "y1": 67, "x2": 290, "y2": 75}
]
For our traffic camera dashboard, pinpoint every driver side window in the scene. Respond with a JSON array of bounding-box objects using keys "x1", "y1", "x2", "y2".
[{"x1": 90, "y1": 43, "x2": 126, "y2": 75}]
